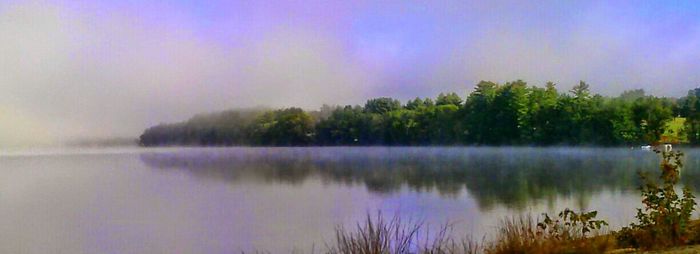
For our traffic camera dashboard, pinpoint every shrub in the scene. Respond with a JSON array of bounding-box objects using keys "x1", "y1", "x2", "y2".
[
  {"x1": 537, "y1": 209, "x2": 608, "y2": 241},
  {"x1": 616, "y1": 150, "x2": 697, "y2": 249}
]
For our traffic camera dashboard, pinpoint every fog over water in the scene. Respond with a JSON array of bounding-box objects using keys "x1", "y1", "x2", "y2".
[
  {"x1": 1, "y1": 1, "x2": 700, "y2": 146},
  {"x1": 1, "y1": 146, "x2": 699, "y2": 252}
]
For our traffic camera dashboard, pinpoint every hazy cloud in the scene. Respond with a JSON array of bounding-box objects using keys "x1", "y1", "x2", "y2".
[{"x1": 1, "y1": 0, "x2": 700, "y2": 145}]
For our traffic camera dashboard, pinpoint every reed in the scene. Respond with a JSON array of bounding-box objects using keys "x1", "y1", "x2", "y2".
[{"x1": 326, "y1": 213, "x2": 480, "y2": 254}]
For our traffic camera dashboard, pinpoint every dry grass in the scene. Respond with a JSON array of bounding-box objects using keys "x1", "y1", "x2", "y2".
[
  {"x1": 326, "y1": 213, "x2": 480, "y2": 254},
  {"x1": 484, "y1": 215, "x2": 614, "y2": 254},
  {"x1": 325, "y1": 213, "x2": 616, "y2": 254}
]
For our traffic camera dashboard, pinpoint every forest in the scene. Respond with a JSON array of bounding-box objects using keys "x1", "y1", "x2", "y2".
[{"x1": 139, "y1": 80, "x2": 700, "y2": 146}]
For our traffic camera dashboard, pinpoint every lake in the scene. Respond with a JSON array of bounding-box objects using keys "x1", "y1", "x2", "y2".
[{"x1": 1, "y1": 147, "x2": 697, "y2": 253}]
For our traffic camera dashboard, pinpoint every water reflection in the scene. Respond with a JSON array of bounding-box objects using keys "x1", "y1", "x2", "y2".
[{"x1": 138, "y1": 147, "x2": 690, "y2": 210}]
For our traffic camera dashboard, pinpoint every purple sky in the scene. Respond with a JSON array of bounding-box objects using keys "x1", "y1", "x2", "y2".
[{"x1": 1, "y1": 0, "x2": 700, "y2": 145}]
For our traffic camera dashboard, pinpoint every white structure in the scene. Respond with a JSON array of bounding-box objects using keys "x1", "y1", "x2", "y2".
[
  {"x1": 640, "y1": 144, "x2": 672, "y2": 152},
  {"x1": 663, "y1": 144, "x2": 673, "y2": 152}
]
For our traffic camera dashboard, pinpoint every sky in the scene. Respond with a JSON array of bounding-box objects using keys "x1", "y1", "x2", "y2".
[{"x1": 1, "y1": 0, "x2": 700, "y2": 146}]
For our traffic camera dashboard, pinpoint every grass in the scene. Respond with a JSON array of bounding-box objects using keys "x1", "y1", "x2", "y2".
[
  {"x1": 327, "y1": 213, "x2": 479, "y2": 254},
  {"x1": 324, "y1": 213, "x2": 615, "y2": 254},
  {"x1": 324, "y1": 214, "x2": 700, "y2": 254},
  {"x1": 485, "y1": 215, "x2": 613, "y2": 254},
  {"x1": 650, "y1": 245, "x2": 700, "y2": 253}
]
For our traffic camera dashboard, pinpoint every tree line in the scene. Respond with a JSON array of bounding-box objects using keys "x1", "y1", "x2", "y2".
[{"x1": 139, "y1": 80, "x2": 700, "y2": 146}]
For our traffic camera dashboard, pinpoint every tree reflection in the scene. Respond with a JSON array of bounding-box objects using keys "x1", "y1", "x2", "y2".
[{"x1": 138, "y1": 147, "x2": 694, "y2": 211}]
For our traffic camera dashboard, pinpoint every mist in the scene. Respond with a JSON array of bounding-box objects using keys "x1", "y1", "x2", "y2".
[{"x1": 1, "y1": 0, "x2": 699, "y2": 146}]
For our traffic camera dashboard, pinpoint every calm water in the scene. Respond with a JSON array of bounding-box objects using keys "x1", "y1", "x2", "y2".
[{"x1": 1, "y1": 147, "x2": 699, "y2": 253}]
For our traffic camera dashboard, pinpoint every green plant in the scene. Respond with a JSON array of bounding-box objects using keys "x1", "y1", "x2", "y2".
[
  {"x1": 617, "y1": 150, "x2": 697, "y2": 249},
  {"x1": 537, "y1": 209, "x2": 608, "y2": 241}
]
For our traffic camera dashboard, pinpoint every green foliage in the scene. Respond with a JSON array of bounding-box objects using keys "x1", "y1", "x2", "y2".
[
  {"x1": 680, "y1": 88, "x2": 700, "y2": 144},
  {"x1": 404, "y1": 97, "x2": 424, "y2": 110},
  {"x1": 140, "y1": 81, "x2": 698, "y2": 147},
  {"x1": 537, "y1": 209, "x2": 608, "y2": 240},
  {"x1": 139, "y1": 108, "x2": 264, "y2": 146},
  {"x1": 436, "y1": 92, "x2": 463, "y2": 106},
  {"x1": 251, "y1": 107, "x2": 315, "y2": 146},
  {"x1": 489, "y1": 80, "x2": 529, "y2": 144},
  {"x1": 315, "y1": 105, "x2": 370, "y2": 145},
  {"x1": 663, "y1": 117, "x2": 687, "y2": 143},
  {"x1": 617, "y1": 150, "x2": 697, "y2": 250},
  {"x1": 571, "y1": 81, "x2": 591, "y2": 100},
  {"x1": 632, "y1": 97, "x2": 675, "y2": 144},
  {"x1": 364, "y1": 97, "x2": 402, "y2": 114},
  {"x1": 463, "y1": 81, "x2": 500, "y2": 144}
]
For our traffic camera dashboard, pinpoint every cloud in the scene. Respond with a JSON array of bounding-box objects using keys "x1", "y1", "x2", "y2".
[
  {"x1": 0, "y1": 1, "x2": 369, "y2": 145},
  {"x1": 1, "y1": 0, "x2": 700, "y2": 146},
  {"x1": 234, "y1": 27, "x2": 372, "y2": 108},
  {"x1": 425, "y1": 1, "x2": 700, "y2": 96}
]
